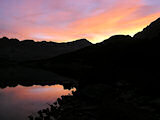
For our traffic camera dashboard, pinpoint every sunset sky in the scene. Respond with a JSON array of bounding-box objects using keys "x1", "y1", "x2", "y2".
[{"x1": 0, "y1": 0, "x2": 160, "y2": 43}]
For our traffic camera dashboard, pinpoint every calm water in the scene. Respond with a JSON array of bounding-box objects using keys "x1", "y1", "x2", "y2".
[{"x1": 0, "y1": 85, "x2": 76, "y2": 120}]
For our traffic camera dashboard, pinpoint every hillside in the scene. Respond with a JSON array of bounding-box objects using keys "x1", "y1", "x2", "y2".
[
  {"x1": 27, "y1": 18, "x2": 160, "y2": 120},
  {"x1": 0, "y1": 37, "x2": 92, "y2": 61},
  {"x1": 30, "y1": 17, "x2": 160, "y2": 87}
]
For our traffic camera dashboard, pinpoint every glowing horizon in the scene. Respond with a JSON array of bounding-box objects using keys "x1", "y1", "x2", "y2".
[{"x1": 0, "y1": 0, "x2": 160, "y2": 43}]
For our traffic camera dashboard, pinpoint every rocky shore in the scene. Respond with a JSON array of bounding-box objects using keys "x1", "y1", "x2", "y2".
[{"x1": 29, "y1": 81, "x2": 160, "y2": 120}]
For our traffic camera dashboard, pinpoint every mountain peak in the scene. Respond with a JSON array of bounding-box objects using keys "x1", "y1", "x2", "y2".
[
  {"x1": 73, "y1": 38, "x2": 92, "y2": 44},
  {"x1": 99, "y1": 35, "x2": 132, "y2": 47},
  {"x1": 1, "y1": 37, "x2": 9, "y2": 40},
  {"x1": 134, "y1": 17, "x2": 160, "y2": 40},
  {"x1": 107, "y1": 35, "x2": 132, "y2": 41},
  {"x1": 64, "y1": 38, "x2": 92, "y2": 46}
]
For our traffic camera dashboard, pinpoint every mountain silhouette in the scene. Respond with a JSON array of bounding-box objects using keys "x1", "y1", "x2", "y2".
[
  {"x1": 1, "y1": 17, "x2": 160, "y2": 120},
  {"x1": 27, "y1": 17, "x2": 160, "y2": 120},
  {"x1": 0, "y1": 37, "x2": 92, "y2": 61},
  {"x1": 134, "y1": 17, "x2": 160, "y2": 40},
  {"x1": 29, "y1": 17, "x2": 160, "y2": 88}
]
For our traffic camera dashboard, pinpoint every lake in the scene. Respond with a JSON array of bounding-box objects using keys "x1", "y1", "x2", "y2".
[{"x1": 0, "y1": 85, "x2": 76, "y2": 120}]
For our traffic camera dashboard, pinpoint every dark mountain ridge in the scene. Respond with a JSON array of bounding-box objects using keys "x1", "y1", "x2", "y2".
[
  {"x1": 134, "y1": 17, "x2": 160, "y2": 40},
  {"x1": 0, "y1": 37, "x2": 92, "y2": 61},
  {"x1": 26, "y1": 17, "x2": 160, "y2": 120},
  {"x1": 30, "y1": 17, "x2": 160, "y2": 87}
]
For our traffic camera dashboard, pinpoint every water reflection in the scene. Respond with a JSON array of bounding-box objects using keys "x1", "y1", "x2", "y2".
[{"x1": 0, "y1": 85, "x2": 76, "y2": 120}]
